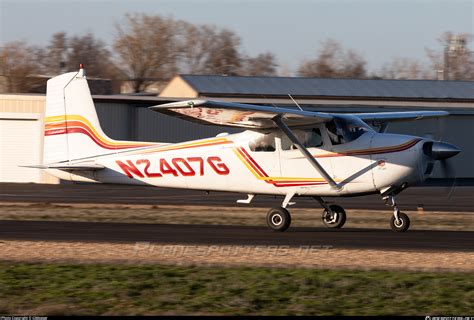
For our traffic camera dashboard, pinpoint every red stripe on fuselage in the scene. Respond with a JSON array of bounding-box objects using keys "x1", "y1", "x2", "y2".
[{"x1": 45, "y1": 126, "x2": 144, "y2": 150}]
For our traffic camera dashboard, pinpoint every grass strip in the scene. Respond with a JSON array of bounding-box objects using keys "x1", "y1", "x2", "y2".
[{"x1": 0, "y1": 261, "x2": 472, "y2": 315}]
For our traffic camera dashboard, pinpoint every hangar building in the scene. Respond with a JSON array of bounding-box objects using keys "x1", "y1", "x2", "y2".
[{"x1": 1, "y1": 75, "x2": 473, "y2": 184}]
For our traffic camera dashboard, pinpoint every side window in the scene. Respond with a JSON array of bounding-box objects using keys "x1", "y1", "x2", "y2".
[
  {"x1": 281, "y1": 128, "x2": 323, "y2": 150},
  {"x1": 306, "y1": 128, "x2": 324, "y2": 148},
  {"x1": 326, "y1": 120, "x2": 344, "y2": 145},
  {"x1": 249, "y1": 134, "x2": 276, "y2": 152}
]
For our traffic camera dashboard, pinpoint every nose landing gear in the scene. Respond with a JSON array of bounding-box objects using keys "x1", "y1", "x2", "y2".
[{"x1": 384, "y1": 195, "x2": 410, "y2": 232}]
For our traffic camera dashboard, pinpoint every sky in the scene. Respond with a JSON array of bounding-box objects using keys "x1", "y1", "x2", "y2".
[{"x1": 0, "y1": 0, "x2": 472, "y2": 75}]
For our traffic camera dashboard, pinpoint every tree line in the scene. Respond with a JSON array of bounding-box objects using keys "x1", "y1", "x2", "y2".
[{"x1": 0, "y1": 13, "x2": 473, "y2": 93}]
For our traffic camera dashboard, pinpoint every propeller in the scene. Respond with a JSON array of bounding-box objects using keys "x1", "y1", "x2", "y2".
[
  {"x1": 435, "y1": 117, "x2": 458, "y2": 200},
  {"x1": 423, "y1": 116, "x2": 460, "y2": 199},
  {"x1": 439, "y1": 157, "x2": 457, "y2": 200}
]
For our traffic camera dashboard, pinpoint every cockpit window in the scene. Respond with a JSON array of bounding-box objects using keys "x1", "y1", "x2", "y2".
[
  {"x1": 326, "y1": 116, "x2": 373, "y2": 145},
  {"x1": 249, "y1": 133, "x2": 276, "y2": 152},
  {"x1": 281, "y1": 128, "x2": 323, "y2": 150}
]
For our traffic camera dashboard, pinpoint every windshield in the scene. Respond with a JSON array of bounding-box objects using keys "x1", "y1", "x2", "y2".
[{"x1": 326, "y1": 116, "x2": 373, "y2": 145}]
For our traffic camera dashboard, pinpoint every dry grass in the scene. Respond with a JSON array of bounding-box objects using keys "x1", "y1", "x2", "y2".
[{"x1": 1, "y1": 240, "x2": 473, "y2": 272}]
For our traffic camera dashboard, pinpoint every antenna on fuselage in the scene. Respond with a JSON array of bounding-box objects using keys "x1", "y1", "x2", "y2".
[{"x1": 288, "y1": 94, "x2": 303, "y2": 111}]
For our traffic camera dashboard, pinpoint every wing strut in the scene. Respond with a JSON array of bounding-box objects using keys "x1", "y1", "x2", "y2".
[{"x1": 273, "y1": 115, "x2": 340, "y2": 190}]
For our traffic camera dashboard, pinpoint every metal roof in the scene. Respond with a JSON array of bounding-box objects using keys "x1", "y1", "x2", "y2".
[{"x1": 180, "y1": 75, "x2": 474, "y2": 101}]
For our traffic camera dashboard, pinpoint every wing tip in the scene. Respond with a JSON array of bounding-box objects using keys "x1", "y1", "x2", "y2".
[{"x1": 149, "y1": 99, "x2": 207, "y2": 110}]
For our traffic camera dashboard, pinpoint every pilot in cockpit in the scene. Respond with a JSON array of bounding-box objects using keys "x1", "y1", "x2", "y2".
[{"x1": 326, "y1": 120, "x2": 344, "y2": 145}]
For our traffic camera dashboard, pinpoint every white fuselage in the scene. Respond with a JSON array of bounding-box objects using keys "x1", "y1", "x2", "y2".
[{"x1": 48, "y1": 129, "x2": 429, "y2": 198}]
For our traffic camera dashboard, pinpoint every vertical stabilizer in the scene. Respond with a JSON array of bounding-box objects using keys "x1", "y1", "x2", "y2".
[{"x1": 43, "y1": 66, "x2": 154, "y2": 164}]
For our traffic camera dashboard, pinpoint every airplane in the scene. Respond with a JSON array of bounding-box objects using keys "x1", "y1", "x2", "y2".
[{"x1": 28, "y1": 66, "x2": 461, "y2": 232}]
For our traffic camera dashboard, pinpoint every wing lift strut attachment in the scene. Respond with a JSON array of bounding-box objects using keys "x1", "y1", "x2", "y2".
[
  {"x1": 236, "y1": 115, "x2": 341, "y2": 207},
  {"x1": 272, "y1": 115, "x2": 341, "y2": 207}
]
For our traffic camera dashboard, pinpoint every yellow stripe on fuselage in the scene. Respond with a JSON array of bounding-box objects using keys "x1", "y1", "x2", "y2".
[{"x1": 45, "y1": 114, "x2": 151, "y2": 147}]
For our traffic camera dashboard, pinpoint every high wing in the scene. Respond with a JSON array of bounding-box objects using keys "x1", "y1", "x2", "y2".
[
  {"x1": 149, "y1": 100, "x2": 333, "y2": 129},
  {"x1": 153, "y1": 100, "x2": 449, "y2": 191},
  {"x1": 150, "y1": 100, "x2": 449, "y2": 129},
  {"x1": 352, "y1": 111, "x2": 449, "y2": 124}
]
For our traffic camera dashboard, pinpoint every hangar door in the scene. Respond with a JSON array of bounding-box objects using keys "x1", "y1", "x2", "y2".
[{"x1": 0, "y1": 113, "x2": 42, "y2": 182}]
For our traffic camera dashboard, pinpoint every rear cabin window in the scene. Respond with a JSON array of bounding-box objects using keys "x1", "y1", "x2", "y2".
[
  {"x1": 281, "y1": 128, "x2": 323, "y2": 150},
  {"x1": 249, "y1": 134, "x2": 276, "y2": 152}
]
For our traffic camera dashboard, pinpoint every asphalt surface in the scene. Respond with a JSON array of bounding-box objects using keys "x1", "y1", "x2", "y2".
[
  {"x1": 1, "y1": 220, "x2": 472, "y2": 252},
  {"x1": 1, "y1": 183, "x2": 472, "y2": 252},
  {"x1": 0, "y1": 182, "x2": 473, "y2": 212}
]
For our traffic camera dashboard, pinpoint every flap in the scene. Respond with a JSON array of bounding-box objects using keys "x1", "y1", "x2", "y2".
[{"x1": 353, "y1": 111, "x2": 449, "y2": 124}]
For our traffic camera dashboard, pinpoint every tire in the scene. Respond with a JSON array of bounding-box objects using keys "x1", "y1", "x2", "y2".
[
  {"x1": 390, "y1": 212, "x2": 410, "y2": 232},
  {"x1": 266, "y1": 207, "x2": 291, "y2": 232},
  {"x1": 322, "y1": 204, "x2": 346, "y2": 229}
]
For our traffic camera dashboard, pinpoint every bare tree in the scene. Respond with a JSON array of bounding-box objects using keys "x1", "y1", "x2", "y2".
[
  {"x1": 38, "y1": 32, "x2": 68, "y2": 75},
  {"x1": 67, "y1": 34, "x2": 118, "y2": 78},
  {"x1": 204, "y1": 28, "x2": 242, "y2": 75},
  {"x1": 37, "y1": 32, "x2": 118, "y2": 78},
  {"x1": 179, "y1": 23, "x2": 216, "y2": 74},
  {"x1": 0, "y1": 41, "x2": 42, "y2": 93},
  {"x1": 297, "y1": 39, "x2": 367, "y2": 78},
  {"x1": 377, "y1": 57, "x2": 429, "y2": 80},
  {"x1": 340, "y1": 49, "x2": 366, "y2": 78},
  {"x1": 426, "y1": 32, "x2": 474, "y2": 80},
  {"x1": 240, "y1": 52, "x2": 278, "y2": 76},
  {"x1": 180, "y1": 22, "x2": 277, "y2": 77},
  {"x1": 114, "y1": 13, "x2": 181, "y2": 92}
]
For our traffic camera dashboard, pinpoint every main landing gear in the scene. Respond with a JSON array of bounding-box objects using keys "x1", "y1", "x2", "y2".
[
  {"x1": 383, "y1": 194, "x2": 410, "y2": 232},
  {"x1": 315, "y1": 197, "x2": 347, "y2": 229},
  {"x1": 265, "y1": 195, "x2": 347, "y2": 232},
  {"x1": 266, "y1": 207, "x2": 292, "y2": 232},
  {"x1": 262, "y1": 193, "x2": 410, "y2": 232}
]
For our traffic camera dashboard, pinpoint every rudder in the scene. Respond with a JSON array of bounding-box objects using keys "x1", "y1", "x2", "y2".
[{"x1": 43, "y1": 66, "x2": 154, "y2": 164}]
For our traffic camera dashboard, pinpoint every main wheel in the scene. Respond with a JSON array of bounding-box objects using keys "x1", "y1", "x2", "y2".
[
  {"x1": 266, "y1": 207, "x2": 291, "y2": 232},
  {"x1": 322, "y1": 204, "x2": 346, "y2": 229},
  {"x1": 390, "y1": 212, "x2": 410, "y2": 232}
]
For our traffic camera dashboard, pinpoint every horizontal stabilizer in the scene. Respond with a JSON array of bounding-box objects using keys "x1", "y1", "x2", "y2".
[{"x1": 21, "y1": 163, "x2": 105, "y2": 171}]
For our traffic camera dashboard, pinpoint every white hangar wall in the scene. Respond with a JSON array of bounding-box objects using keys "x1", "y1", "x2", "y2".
[{"x1": 0, "y1": 95, "x2": 58, "y2": 184}]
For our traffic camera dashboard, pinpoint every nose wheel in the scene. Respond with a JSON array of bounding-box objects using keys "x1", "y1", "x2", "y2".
[
  {"x1": 384, "y1": 195, "x2": 411, "y2": 232},
  {"x1": 390, "y1": 211, "x2": 410, "y2": 232}
]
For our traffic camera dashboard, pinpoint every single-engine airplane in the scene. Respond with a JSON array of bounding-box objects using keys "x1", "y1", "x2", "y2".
[{"x1": 29, "y1": 66, "x2": 461, "y2": 232}]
